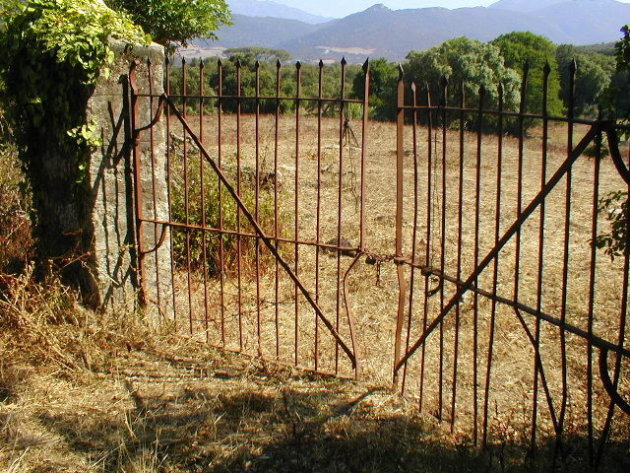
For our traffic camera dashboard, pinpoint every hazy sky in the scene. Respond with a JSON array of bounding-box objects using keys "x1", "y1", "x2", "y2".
[{"x1": 273, "y1": 0, "x2": 630, "y2": 18}]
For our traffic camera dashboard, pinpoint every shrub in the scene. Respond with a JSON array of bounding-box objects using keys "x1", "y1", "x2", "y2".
[{"x1": 169, "y1": 149, "x2": 280, "y2": 276}]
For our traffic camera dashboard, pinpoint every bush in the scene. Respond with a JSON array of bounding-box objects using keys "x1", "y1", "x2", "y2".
[{"x1": 169, "y1": 148, "x2": 279, "y2": 276}]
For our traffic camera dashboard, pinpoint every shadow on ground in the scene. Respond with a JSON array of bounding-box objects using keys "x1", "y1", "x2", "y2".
[{"x1": 35, "y1": 362, "x2": 629, "y2": 473}]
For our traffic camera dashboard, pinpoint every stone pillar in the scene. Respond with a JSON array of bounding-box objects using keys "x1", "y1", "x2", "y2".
[{"x1": 87, "y1": 40, "x2": 173, "y2": 322}]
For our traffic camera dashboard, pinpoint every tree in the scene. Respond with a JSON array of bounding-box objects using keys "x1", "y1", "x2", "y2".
[
  {"x1": 593, "y1": 25, "x2": 630, "y2": 260},
  {"x1": 224, "y1": 47, "x2": 291, "y2": 63},
  {"x1": 556, "y1": 44, "x2": 615, "y2": 117},
  {"x1": 617, "y1": 25, "x2": 630, "y2": 72},
  {"x1": 406, "y1": 37, "x2": 521, "y2": 131},
  {"x1": 105, "y1": 0, "x2": 231, "y2": 47},
  {"x1": 492, "y1": 32, "x2": 564, "y2": 117},
  {"x1": 352, "y1": 58, "x2": 398, "y2": 121}
]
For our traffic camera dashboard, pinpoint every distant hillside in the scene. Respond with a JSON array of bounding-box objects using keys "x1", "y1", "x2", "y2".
[
  {"x1": 489, "y1": 0, "x2": 572, "y2": 12},
  {"x1": 228, "y1": 0, "x2": 332, "y2": 24},
  {"x1": 200, "y1": 14, "x2": 326, "y2": 50},
  {"x1": 284, "y1": 4, "x2": 581, "y2": 61},
  {"x1": 202, "y1": 1, "x2": 630, "y2": 62},
  {"x1": 575, "y1": 42, "x2": 617, "y2": 55},
  {"x1": 530, "y1": 1, "x2": 630, "y2": 44}
]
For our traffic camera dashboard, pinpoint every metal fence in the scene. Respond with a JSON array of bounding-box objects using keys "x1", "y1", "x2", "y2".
[{"x1": 128, "y1": 57, "x2": 629, "y2": 466}]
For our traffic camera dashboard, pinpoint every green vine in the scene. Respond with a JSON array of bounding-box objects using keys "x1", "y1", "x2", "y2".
[
  {"x1": 0, "y1": 0, "x2": 147, "y2": 174},
  {"x1": 0, "y1": 0, "x2": 148, "y2": 281}
]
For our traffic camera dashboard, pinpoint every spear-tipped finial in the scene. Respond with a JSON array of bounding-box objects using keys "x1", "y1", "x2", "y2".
[
  {"x1": 319, "y1": 59, "x2": 324, "y2": 68},
  {"x1": 398, "y1": 64, "x2": 404, "y2": 80},
  {"x1": 255, "y1": 60, "x2": 260, "y2": 69},
  {"x1": 277, "y1": 59, "x2": 282, "y2": 69},
  {"x1": 235, "y1": 58, "x2": 241, "y2": 68},
  {"x1": 363, "y1": 58, "x2": 370, "y2": 73},
  {"x1": 217, "y1": 58, "x2": 222, "y2": 67},
  {"x1": 410, "y1": 81, "x2": 417, "y2": 93},
  {"x1": 296, "y1": 60, "x2": 302, "y2": 70},
  {"x1": 341, "y1": 57, "x2": 347, "y2": 66}
]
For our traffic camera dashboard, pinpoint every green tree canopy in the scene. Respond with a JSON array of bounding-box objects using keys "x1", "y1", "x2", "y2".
[
  {"x1": 492, "y1": 31, "x2": 563, "y2": 116},
  {"x1": 556, "y1": 44, "x2": 616, "y2": 117},
  {"x1": 105, "y1": 0, "x2": 231, "y2": 47},
  {"x1": 352, "y1": 58, "x2": 398, "y2": 121},
  {"x1": 406, "y1": 37, "x2": 521, "y2": 117},
  {"x1": 616, "y1": 25, "x2": 630, "y2": 72},
  {"x1": 224, "y1": 47, "x2": 291, "y2": 63}
]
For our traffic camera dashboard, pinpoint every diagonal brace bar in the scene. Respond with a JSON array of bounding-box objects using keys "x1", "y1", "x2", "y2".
[{"x1": 162, "y1": 94, "x2": 357, "y2": 368}]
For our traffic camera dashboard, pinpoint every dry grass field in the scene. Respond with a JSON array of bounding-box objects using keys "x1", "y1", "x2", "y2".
[
  {"x1": 2, "y1": 110, "x2": 629, "y2": 472},
  {"x1": 155, "y1": 110, "x2": 630, "y2": 463}
]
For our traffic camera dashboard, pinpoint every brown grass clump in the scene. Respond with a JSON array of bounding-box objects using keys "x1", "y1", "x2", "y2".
[{"x1": 0, "y1": 143, "x2": 33, "y2": 276}]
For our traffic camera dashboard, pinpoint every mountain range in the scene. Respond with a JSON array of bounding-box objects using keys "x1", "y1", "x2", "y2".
[{"x1": 191, "y1": 0, "x2": 630, "y2": 62}]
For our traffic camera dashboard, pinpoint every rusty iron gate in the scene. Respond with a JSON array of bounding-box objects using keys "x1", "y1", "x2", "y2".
[{"x1": 127, "y1": 57, "x2": 629, "y2": 465}]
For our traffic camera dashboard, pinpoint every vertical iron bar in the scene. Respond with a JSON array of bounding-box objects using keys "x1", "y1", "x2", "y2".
[
  {"x1": 335, "y1": 58, "x2": 346, "y2": 374},
  {"x1": 419, "y1": 83, "x2": 433, "y2": 410},
  {"x1": 402, "y1": 82, "x2": 420, "y2": 394},
  {"x1": 393, "y1": 65, "x2": 407, "y2": 385},
  {"x1": 315, "y1": 60, "x2": 324, "y2": 372},
  {"x1": 294, "y1": 61, "x2": 302, "y2": 367},
  {"x1": 274, "y1": 60, "x2": 281, "y2": 360},
  {"x1": 533, "y1": 63, "x2": 551, "y2": 452},
  {"x1": 586, "y1": 109, "x2": 602, "y2": 465},
  {"x1": 559, "y1": 60, "x2": 577, "y2": 451},
  {"x1": 360, "y1": 59, "x2": 370, "y2": 250},
  {"x1": 236, "y1": 59, "x2": 243, "y2": 351},
  {"x1": 451, "y1": 83, "x2": 466, "y2": 432},
  {"x1": 165, "y1": 57, "x2": 178, "y2": 329},
  {"x1": 182, "y1": 58, "x2": 193, "y2": 335},
  {"x1": 472, "y1": 85, "x2": 485, "y2": 433},
  {"x1": 217, "y1": 59, "x2": 226, "y2": 346},
  {"x1": 514, "y1": 64, "x2": 529, "y2": 305},
  {"x1": 438, "y1": 76, "x2": 448, "y2": 421},
  {"x1": 484, "y1": 83, "x2": 504, "y2": 447},
  {"x1": 199, "y1": 59, "x2": 210, "y2": 341},
  {"x1": 255, "y1": 61, "x2": 262, "y2": 355}
]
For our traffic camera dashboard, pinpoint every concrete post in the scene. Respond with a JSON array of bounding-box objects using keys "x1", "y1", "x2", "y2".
[{"x1": 87, "y1": 40, "x2": 173, "y2": 321}]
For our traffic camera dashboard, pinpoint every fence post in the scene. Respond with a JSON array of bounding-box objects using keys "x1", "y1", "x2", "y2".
[{"x1": 86, "y1": 40, "x2": 173, "y2": 321}]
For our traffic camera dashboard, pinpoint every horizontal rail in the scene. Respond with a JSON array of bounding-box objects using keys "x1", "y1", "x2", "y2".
[
  {"x1": 137, "y1": 217, "x2": 361, "y2": 254},
  {"x1": 397, "y1": 260, "x2": 630, "y2": 359},
  {"x1": 136, "y1": 92, "x2": 365, "y2": 105}
]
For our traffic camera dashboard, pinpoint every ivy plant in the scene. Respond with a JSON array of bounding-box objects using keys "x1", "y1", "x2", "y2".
[
  {"x1": 0, "y1": 0, "x2": 148, "y2": 285},
  {"x1": 594, "y1": 25, "x2": 630, "y2": 261},
  {"x1": 0, "y1": 0, "x2": 146, "y2": 151}
]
